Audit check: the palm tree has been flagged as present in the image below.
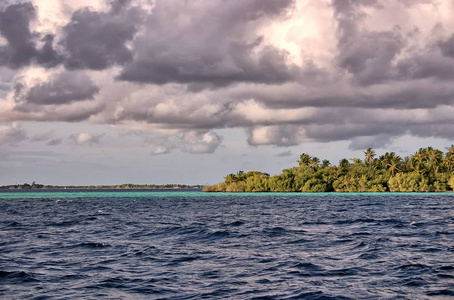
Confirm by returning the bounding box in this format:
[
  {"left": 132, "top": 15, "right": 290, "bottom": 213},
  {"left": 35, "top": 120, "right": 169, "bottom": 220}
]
[
  {"left": 339, "top": 158, "right": 350, "bottom": 170},
  {"left": 388, "top": 157, "right": 401, "bottom": 176},
  {"left": 427, "top": 148, "right": 443, "bottom": 173},
  {"left": 310, "top": 157, "right": 320, "bottom": 170},
  {"left": 380, "top": 152, "right": 402, "bottom": 175},
  {"left": 321, "top": 159, "right": 331, "bottom": 168},
  {"left": 403, "top": 156, "right": 413, "bottom": 172},
  {"left": 443, "top": 145, "right": 454, "bottom": 171},
  {"left": 224, "top": 173, "right": 237, "bottom": 184},
  {"left": 298, "top": 153, "right": 311, "bottom": 166},
  {"left": 410, "top": 148, "right": 427, "bottom": 174},
  {"left": 236, "top": 171, "right": 245, "bottom": 181},
  {"left": 364, "top": 148, "right": 376, "bottom": 165}
]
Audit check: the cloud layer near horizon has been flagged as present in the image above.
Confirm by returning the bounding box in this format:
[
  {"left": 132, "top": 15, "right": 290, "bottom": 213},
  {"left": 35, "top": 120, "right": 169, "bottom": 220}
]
[{"left": 1, "top": 0, "right": 454, "bottom": 153}]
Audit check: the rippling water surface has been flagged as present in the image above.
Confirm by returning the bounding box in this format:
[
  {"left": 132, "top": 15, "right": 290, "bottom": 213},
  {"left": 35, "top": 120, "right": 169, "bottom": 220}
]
[{"left": 0, "top": 190, "right": 453, "bottom": 299}]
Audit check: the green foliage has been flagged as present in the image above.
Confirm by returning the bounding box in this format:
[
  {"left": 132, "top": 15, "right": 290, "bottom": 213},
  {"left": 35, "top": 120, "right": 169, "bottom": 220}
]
[
  {"left": 206, "top": 145, "right": 454, "bottom": 193},
  {"left": 448, "top": 175, "right": 454, "bottom": 190}
]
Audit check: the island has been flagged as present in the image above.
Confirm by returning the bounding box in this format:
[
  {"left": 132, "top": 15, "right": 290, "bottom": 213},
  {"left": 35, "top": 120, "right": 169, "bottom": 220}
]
[
  {"left": 1, "top": 183, "right": 203, "bottom": 190},
  {"left": 203, "top": 146, "right": 454, "bottom": 192}
]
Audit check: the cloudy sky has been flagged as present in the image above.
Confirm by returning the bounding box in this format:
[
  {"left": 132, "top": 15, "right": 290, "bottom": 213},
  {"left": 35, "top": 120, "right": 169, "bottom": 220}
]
[{"left": 1, "top": 0, "right": 454, "bottom": 185}]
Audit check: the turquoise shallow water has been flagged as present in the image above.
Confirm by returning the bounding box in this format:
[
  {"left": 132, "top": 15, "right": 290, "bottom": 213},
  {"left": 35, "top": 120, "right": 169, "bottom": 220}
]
[
  {"left": 1, "top": 189, "right": 453, "bottom": 199},
  {"left": 1, "top": 190, "right": 453, "bottom": 299}
]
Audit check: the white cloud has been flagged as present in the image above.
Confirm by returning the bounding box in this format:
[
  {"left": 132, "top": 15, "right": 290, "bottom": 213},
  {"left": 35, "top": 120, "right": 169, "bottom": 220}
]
[
  {"left": 182, "top": 131, "right": 223, "bottom": 154},
  {"left": 70, "top": 132, "right": 104, "bottom": 145}
]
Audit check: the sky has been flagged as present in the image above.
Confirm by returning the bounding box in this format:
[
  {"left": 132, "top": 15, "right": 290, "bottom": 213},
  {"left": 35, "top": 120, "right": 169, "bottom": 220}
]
[{"left": 1, "top": 0, "right": 454, "bottom": 186}]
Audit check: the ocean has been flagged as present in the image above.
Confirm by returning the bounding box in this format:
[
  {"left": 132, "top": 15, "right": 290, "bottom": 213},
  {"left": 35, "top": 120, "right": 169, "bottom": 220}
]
[{"left": 0, "top": 190, "right": 453, "bottom": 299}]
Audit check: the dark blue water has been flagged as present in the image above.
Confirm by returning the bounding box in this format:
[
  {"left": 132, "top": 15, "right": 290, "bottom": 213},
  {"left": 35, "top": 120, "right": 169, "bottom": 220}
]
[{"left": 1, "top": 191, "right": 453, "bottom": 299}]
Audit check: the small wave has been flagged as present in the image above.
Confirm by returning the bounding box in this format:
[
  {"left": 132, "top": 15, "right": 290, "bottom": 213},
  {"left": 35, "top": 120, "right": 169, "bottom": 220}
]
[
  {"left": 131, "top": 246, "right": 158, "bottom": 257},
  {"left": 422, "top": 247, "right": 442, "bottom": 253},
  {"left": 285, "top": 290, "right": 353, "bottom": 300},
  {"left": 285, "top": 238, "right": 310, "bottom": 244},
  {"left": 426, "top": 289, "right": 454, "bottom": 296},
  {"left": 62, "top": 274, "right": 87, "bottom": 280},
  {"left": 97, "top": 277, "right": 143, "bottom": 289},
  {"left": 325, "top": 267, "right": 365, "bottom": 277},
  {"left": 257, "top": 257, "right": 277, "bottom": 264},
  {"left": 90, "top": 210, "right": 110, "bottom": 216},
  {"left": 49, "top": 220, "right": 81, "bottom": 227},
  {"left": 162, "top": 225, "right": 205, "bottom": 236},
  {"left": 201, "top": 270, "right": 220, "bottom": 279},
  {"left": 437, "top": 273, "right": 454, "bottom": 279},
  {"left": 397, "top": 263, "right": 429, "bottom": 270},
  {"left": 333, "top": 238, "right": 355, "bottom": 245},
  {"left": 1, "top": 221, "right": 22, "bottom": 229},
  {"left": 402, "top": 277, "right": 426, "bottom": 287},
  {"left": 0, "top": 270, "right": 39, "bottom": 283},
  {"left": 291, "top": 262, "right": 324, "bottom": 272},
  {"left": 168, "top": 256, "right": 200, "bottom": 265},
  {"left": 69, "top": 242, "right": 111, "bottom": 249},
  {"left": 435, "top": 231, "right": 451, "bottom": 236},
  {"left": 435, "top": 265, "right": 454, "bottom": 279},
  {"left": 335, "top": 218, "right": 375, "bottom": 225},
  {"left": 351, "top": 241, "right": 367, "bottom": 249},
  {"left": 228, "top": 220, "right": 245, "bottom": 227},
  {"left": 209, "top": 230, "right": 230, "bottom": 239},
  {"left": 255, "top": 278, "right": 272, "bottom": 284},
  {"left": 358, "top": 252, "right": 380, "bottom": 260},
  {"left": 7, "top": 221, "right": 20, "bottom": 227},
  {"left": 349, "top": 232, "right": 371, "bottom": 237},
  {"left": 263, "top": 227, "right": 288, "bottom": 237}
]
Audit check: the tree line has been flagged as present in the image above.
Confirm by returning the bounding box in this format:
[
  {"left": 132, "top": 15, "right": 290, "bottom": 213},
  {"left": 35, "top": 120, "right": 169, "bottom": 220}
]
[{"left": 203, "top": 146, "right": 454, "bottom": 192}]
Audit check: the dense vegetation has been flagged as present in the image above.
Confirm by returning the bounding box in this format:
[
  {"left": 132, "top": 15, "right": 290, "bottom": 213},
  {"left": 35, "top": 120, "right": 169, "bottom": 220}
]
[{"left": 203, "top": 146, "right": 454, "bottom": 192}]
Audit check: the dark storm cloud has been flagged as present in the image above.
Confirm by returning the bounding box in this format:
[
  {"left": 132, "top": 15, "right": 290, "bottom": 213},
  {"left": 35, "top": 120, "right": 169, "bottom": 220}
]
[
  {"left": 331, "top": 0, "right": 454, "bottom": 89},
  {"left": 332, "top": 0, "right": 409, "bottom": 87},
  {"left": 231, "top": 76, "right": 454, "bottom": 111},
  {"left": 409, "top": 123, "right": 454, "bottom": 140},
  {"left": 118, "top": 0, "right": 298, "bottom": 87},
  {"left": 338, "top": 30, "right": 404, "bottom": 86},
  {"left": 439, "top": 34, "right": 454, "bottom": 58},
  {"left": 0, "top": 2, "right": 62, "bottom": 69},
  {"left": 25, "top": 71, "right": 99, "bottom": 105},
  {"left": 62, "top": 3, "right": 142, "bottom": 70},
  {"left": 2, "top": 0, "right": 454, "bottom": 153},
  {"left": 396, "top": 54, "right": 454, "bottom": 81},
  {"left": 0, "top": 2, "right": 37, "bottom": 68},
  {"left": 13, "top": 73, "right": 105, "bottom": 121},
  {"left": 331, "top": 0, "right": 380, "bottom": 39},
  {"left": 303, "top": 123, "right": 405, "bottom": 144},
  {"left": 0, "top": 1, "right": 138, "bottom": 70},
  {"left": 36, "top": 35, "right": 63, "bottom": 68},
  {"left": 244, "top": 121, "right": 403, "bottom": 150}
]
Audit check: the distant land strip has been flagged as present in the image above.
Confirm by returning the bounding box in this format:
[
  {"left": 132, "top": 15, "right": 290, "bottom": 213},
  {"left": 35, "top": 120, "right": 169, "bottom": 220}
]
[{"left": 1, "top": 183, "right": 203, "bottom": 190}]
